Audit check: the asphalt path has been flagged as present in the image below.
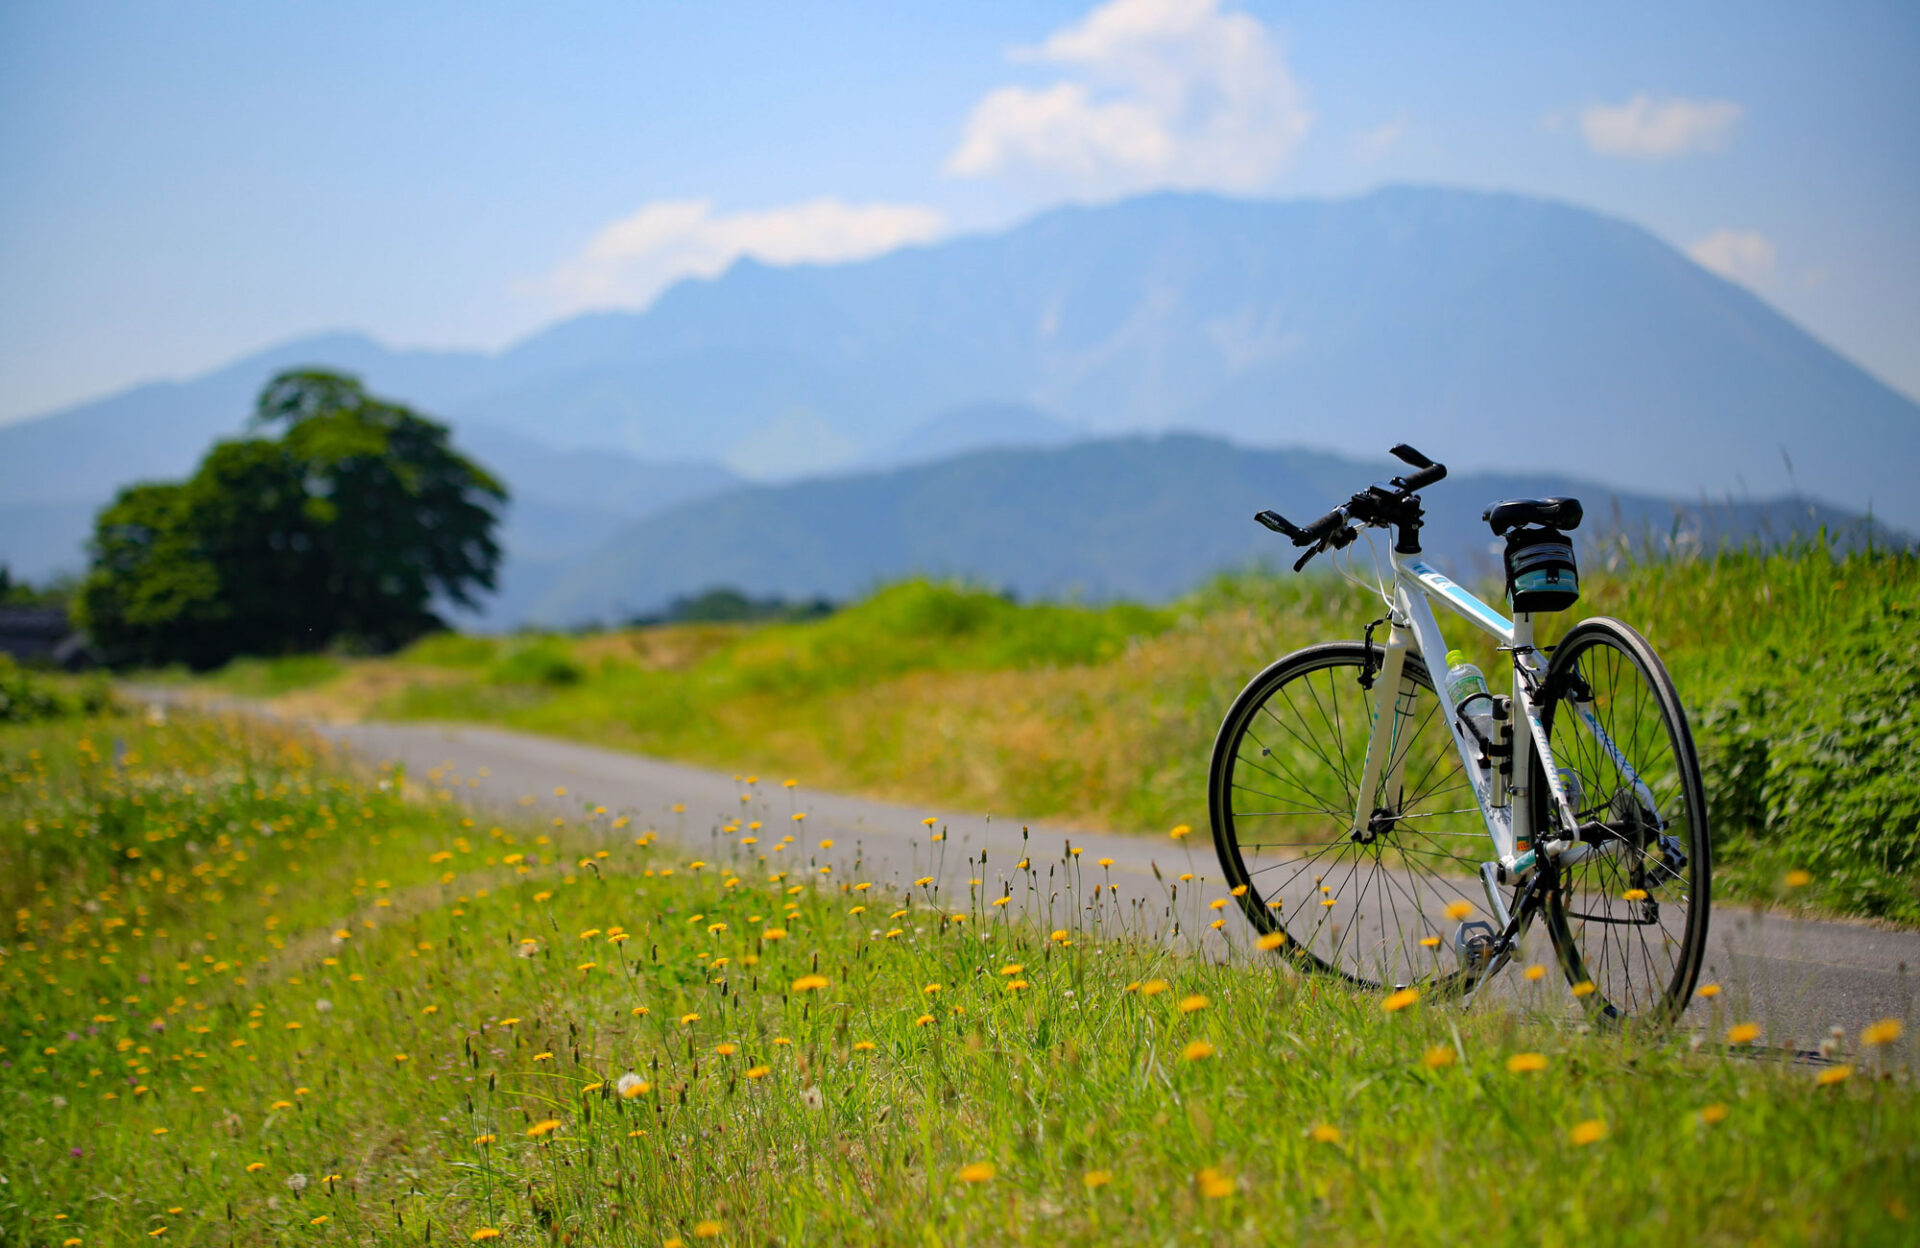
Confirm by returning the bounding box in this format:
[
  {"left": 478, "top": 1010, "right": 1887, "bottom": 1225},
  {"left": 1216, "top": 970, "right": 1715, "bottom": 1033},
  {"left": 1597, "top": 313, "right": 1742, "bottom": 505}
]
[{"left": 296, "top": 717, "right": 1919, "bottom": 1061}]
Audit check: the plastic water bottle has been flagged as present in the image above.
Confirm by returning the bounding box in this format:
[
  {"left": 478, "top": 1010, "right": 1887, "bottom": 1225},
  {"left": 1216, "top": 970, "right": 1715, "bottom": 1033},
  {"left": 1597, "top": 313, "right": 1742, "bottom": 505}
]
[{"left": 1444, "top": 649, "right": 1495, "bottom": 760}]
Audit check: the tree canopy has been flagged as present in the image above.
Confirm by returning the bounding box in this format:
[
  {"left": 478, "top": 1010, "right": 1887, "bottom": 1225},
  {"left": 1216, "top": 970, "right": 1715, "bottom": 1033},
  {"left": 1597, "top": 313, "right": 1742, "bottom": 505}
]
[{"left": 78, "top": 370, "right": 506, "bottom": 667}]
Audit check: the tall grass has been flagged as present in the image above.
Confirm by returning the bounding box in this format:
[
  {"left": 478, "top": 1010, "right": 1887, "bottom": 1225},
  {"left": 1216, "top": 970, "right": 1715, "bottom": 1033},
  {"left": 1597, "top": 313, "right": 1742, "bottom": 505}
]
[{"left": 3, "top": 707, "right": 1914, "bottom": 1245}]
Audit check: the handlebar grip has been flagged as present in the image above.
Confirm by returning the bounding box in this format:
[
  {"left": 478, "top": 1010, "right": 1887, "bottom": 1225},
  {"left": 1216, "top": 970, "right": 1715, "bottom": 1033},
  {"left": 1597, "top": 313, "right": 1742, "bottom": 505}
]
[
  {"left": 1299, "top": 506, "right": 1348, "bottom": 542},
  {"left": 1397, "top": 462, "right": 1447, "bottom": 491}
]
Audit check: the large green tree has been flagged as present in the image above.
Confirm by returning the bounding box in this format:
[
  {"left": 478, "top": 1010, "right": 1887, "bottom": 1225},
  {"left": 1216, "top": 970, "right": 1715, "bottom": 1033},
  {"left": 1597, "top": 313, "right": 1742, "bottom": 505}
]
[{"left": 78, "top": 370, "right": 506, "bottom": 667}]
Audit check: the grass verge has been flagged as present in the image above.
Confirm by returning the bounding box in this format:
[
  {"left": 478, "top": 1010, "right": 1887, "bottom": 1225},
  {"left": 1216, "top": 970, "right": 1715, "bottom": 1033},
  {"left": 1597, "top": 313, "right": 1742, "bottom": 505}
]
[
  {"left": 208, "top": 544, "right": 1920, "bottom": 925},
  {"left": 4, "top": 705, "right": 1916, "bottom": 1245}
]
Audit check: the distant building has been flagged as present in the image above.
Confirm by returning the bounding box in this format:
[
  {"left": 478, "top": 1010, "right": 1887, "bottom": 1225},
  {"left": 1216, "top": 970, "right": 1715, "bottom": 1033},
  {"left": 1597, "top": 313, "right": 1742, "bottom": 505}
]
[{"left": 0, "top": 607, "right": 95, "bottom": 670}]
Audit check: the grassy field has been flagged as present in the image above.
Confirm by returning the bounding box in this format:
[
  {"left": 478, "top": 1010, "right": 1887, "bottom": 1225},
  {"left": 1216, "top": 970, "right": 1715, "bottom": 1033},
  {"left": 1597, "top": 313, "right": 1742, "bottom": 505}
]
[
  {"left": 4, "top": 694, "right": 1917, "bottom": 1247},
  {"left": 211, "top": 543, "right": 1920, "bottom": 925}
]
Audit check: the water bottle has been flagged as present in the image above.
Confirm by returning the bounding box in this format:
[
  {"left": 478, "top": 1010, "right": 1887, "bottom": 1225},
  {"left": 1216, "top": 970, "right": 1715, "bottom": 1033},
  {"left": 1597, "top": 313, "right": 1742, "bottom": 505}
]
[{"left": 1444, "top": 649, "right": 1495, "bottom": 762}]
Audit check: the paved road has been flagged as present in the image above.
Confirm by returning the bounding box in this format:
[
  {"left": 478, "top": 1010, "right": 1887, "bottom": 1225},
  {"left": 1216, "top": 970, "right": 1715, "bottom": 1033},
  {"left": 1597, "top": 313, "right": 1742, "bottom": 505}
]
[{"left": 312, "top": 718, "right": 1916, "bottom": 1057}]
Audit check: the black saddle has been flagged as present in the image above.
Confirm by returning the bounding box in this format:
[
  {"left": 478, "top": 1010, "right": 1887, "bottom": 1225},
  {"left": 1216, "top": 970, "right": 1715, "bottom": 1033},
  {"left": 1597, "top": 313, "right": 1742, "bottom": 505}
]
[{"left": 1483, "top": 497, "right": 1583, "bottom": 536}]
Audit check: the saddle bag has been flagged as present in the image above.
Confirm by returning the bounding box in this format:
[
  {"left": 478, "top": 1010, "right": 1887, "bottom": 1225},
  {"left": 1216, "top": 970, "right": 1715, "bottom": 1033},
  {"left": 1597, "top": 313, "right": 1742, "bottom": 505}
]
[{"left": 1503, "top": 526, "right": 1579, "bottom": 613}]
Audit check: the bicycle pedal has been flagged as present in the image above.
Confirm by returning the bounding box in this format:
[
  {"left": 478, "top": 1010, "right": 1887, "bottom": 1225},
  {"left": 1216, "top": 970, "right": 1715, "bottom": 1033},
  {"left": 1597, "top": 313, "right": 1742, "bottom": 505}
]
[{"left": 1454, "top": 920, "right": 1499, "bottom": 972}]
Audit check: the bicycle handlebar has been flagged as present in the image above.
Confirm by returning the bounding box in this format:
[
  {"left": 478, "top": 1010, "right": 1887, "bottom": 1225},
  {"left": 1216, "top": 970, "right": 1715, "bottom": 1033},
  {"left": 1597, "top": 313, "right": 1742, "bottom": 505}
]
[{"left": 1253, "top": 442, "right": 1446, "bottom": 569}]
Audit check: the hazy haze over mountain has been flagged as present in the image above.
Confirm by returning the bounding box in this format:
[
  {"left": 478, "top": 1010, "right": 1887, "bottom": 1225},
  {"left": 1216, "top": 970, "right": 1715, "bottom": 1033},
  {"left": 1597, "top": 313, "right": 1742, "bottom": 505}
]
[{"left": 1, "top": 186, "right": 1914, "bottom": 602}]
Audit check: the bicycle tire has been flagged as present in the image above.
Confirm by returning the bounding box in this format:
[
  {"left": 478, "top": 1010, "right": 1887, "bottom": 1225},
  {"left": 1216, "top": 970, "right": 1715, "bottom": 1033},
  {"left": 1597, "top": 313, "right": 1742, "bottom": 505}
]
[
  {"left": 1536, "top": 617, "right": 1711, "bottom": 1024},
  {"left": 1208, "top": 641, "right": 1507, "bottom": 993}
]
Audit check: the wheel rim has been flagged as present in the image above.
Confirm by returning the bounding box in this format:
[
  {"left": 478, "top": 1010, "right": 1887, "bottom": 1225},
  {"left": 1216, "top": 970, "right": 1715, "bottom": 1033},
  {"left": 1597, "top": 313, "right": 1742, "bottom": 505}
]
[
  {"left": 1540, "top": 629, "right": 1706, "bottom": 1020},
  {"left": 1211, "top": 646, "right": 1492, "bottom": 991}
]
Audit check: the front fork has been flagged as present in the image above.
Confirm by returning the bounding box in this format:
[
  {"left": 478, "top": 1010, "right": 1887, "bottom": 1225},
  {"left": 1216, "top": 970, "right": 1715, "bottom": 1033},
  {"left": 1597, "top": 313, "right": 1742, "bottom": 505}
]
[{"left": 1348, "top": 621, "right": 1418, "bottom": 844}]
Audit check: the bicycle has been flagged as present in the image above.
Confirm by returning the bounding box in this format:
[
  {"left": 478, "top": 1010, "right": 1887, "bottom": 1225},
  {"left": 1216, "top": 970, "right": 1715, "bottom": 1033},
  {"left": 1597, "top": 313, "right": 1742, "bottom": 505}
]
[{"left": 1207, "top": 444, "right": 1709, "bottom": 1023}]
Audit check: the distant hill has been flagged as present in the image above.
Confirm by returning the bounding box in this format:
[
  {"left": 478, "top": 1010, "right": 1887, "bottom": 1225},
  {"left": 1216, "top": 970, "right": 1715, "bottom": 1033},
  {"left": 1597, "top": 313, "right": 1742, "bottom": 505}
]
[
  {"left": 523, "top": 435, "right": 1896, "bottom": 627},
  {"left": 4, "top": 183, "right": 1917, "bottom": 593}
]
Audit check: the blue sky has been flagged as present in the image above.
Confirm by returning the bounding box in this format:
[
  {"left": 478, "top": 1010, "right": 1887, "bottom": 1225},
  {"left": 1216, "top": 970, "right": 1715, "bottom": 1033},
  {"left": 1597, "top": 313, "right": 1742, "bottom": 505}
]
[{"left": 2, "top": 0, "right": 1915, "bottom": 423}]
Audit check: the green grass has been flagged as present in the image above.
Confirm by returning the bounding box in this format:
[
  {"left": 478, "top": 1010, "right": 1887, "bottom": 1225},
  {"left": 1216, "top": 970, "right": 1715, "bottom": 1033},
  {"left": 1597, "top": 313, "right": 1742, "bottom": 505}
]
[
  {"left": 221, "top": 546, "right": 1920, "bottom": 925},
  {"left": 3, "top": 707, "right": 1916, "bottom": 1246}
]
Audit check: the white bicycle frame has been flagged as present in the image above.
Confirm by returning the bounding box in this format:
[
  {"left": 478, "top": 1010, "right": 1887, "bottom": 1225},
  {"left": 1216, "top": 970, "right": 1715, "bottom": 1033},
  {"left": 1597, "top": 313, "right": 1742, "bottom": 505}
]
[{"left": 1347, "top": 548, "right": 1655, "bottom": 933}]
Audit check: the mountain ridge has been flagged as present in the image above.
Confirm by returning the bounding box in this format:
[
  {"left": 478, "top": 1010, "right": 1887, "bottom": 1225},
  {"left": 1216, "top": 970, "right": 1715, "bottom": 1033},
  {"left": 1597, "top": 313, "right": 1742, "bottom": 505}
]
[
  {"left": 3, "top": 183, "right": 1916, "bottom": 594},
  {"left": 521, "top": 433, "right": 1897, "bottom": 628}
]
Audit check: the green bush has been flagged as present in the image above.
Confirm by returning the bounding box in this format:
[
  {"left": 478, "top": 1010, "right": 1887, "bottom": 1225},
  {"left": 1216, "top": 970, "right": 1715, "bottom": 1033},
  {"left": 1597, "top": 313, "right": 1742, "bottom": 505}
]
[
  {"left": 0, "top": 655, "right": 108, "bottom": 722},
  {"left": 490, "top": 640, "right": 584, "bottom": 687}
]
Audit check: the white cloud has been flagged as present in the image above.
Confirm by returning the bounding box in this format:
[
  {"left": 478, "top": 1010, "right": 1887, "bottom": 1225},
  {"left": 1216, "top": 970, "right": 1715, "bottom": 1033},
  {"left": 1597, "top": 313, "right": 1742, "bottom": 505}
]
[
  {"left": 945, "top": 0, "right": 1311, "bottom": 196},
  {"left": 1579, "top": 93, "right": 1742, "bottom": 158},
  {"left": 539, "top": 198, "right": 947, "bottom": 312},
  {"left": 1688, "top": 228, "right": 1777, "bottom": 286}
]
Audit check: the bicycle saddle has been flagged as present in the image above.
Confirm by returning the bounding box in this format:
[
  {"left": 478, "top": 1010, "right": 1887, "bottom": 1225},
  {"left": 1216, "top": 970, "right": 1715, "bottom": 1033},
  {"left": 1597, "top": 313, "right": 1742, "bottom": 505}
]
[{"left": 1482, "top": 497, "right": 1583, "bottom": 536}]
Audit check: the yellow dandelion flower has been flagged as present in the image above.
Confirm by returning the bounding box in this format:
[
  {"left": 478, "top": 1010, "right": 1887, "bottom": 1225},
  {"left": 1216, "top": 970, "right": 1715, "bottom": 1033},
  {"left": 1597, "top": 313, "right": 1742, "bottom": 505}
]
[
  {"left": 1622, "top": 888, "right": 1648, "bottom": 901},
  {"left": 762, "top": 928, "right": 788, "bottom": 941},
  {"left": 1320, "top": 897, "right": 1338, "bottom": 908},
  {"left": 992, "top": 896, "right": 1011, "bottom": 907},
  {"left": 310, "top": 1217, "right": 329, "bottom": 1226},
  {"left": 526, "top": 1119, "right": 561, "bottom": 1137},
  {"left": 533, "top": 1052, "right": 554, "bottom": 1062},
  {"left": 1726, "top": 1022, "right": 1760, "bottom": 1045},
  {"left": 745, "top": 1065, "right": 771, "bottom": 1079},
  {"left": 1524, "top": 964, "right": 1546, "bottom": 981},
  {"left": 1097, "top": 856, "right": 1114, "bottom": 867},
  {"left": 246, "top": 1161, "right": 267, "bottom": 1172},
  {"left": 149, "top": 1230, "right": 167, "bottom": 1238},
  {"left": 791, "top": 974, "right": 829, "bottom": 993},
  {"left": 270, "top": 1100, "right": 293, "bottom": 1110},
  {"left": 1571, "top": 981, "right": 1596, "bottom": 998},
  {"left": 1569, "top": 1119, "right": 1608, "bottom": 1146},
  {"left": 714, "top": 1043, "right": 737, "bottom": 1057},
  {"left": 1308, "top": 1123, "right": 1342, "bottom": 1144},
  {"left": 791, "top": 812, "right": 807, "bottom": 822},
  {"left": 915, "top": 876, "right": 934, "bottom": 887},
  {"left": 1422, "top": 1045, "right": 1455, "bottom": 1069},
  {"left": 1007, "top": 979, "right": 1029, "bottom": 992},
  {"left": 884, "top": 928, "right": 904, "bottom": 939},
  {"left": 393, "top": 1053, "right": 409, "bottom": 1063},
  {"left": 1382, "top": 987, "right": 1420, "bottom": 1013},
  {"left": 923, "top": 983, "right": 942, "bottom": 995},
  {"left": 922, "top": 816, "right": 939, "bottom": 827},
  {"left": 151, "top": 1127, "right": 168, "bottom": 1136},
  {"left": 694, "top": 1220, "right": 724, "bottom": 1240},
  {"left": 1140, "top": 979, "right": 1170, "bottom": 997},
  {"left": 1696, "top": 983, "right": 1720, "bottom": 998},
  {"left": 1050, "top": 929, "right": 1071, "bottom": 944},
  {"left": 1700, "top": 1103, "right": 1729, "bottom": 1125},
  {"left": 915, "top": 1013, "right": 935, "bottom": 1027},
  {"left": 679, "top": 1012, "right": 701, "bottom": 1026},
  {"left": 1178, "top": 994, "right": 1210, "bottom": 1014},
  {"left": 470, "top": 1230, "right": 502, "bottom": 1242},
  {"left": 957, "top": 1162, "right": 996, "bottom": 1183},
  {"left": 852, "top": 1041, "right": 876, "bottom": 1052},
  {"left": 1507, "top": 1053, "right": 1548, "bottom": 1073},
  {"left": 631, "top": 1006, "right": 650, "bottom": 1016},
  {"left": 1182, "top": 1039, "right": 1216, "bottom": 1061},
  {"left": 1816, "top": 1065, "right": 1853, "bottom": 1086},
  {"left": 1196, "top": 1167, "right": 1234, "bottom": 1198},
  {"left": 1444, "top": 900, "right": 1474, "bottom": 921},
  {"left": 1862, "top": 1019, "right": 1903, "bottom": 1047},
  {"left": 1784, "top": 869, "right": 1813, "bottom": 888},
  {"left": 474, "top": 1134, "right": 497, "bottom": 1144},
  {"left": 1209, "top": 898, "right": 1229, "bottom": 911},
  {"left": 1169, "top": 825, "right": 1192, "bottom": 839},
  {"left": 1256, "top": 932, "right": 1286, "bottom": 950},
  {"left": 1083, "top": 1169, "right": 1113, "bottom": 1190}
]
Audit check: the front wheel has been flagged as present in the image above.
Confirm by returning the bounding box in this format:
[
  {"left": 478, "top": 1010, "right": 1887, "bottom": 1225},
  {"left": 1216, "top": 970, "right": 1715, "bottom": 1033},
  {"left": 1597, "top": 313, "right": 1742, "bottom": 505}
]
[
  {"left": 1208, "top": 642, "right": 1502, "bottom": 994},
  {"left": 1537, "top": 617, "right": 1711, "bottom": 1024}
]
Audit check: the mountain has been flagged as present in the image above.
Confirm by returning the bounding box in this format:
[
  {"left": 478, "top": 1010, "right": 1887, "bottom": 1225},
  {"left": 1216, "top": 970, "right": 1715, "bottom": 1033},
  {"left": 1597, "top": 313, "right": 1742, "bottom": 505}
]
[
  {"left": 4, "top": 183, "right": 1917, "bottom": 593},
  {"left": 522, "top": 435, "right": 1896, "bottom": 627}
]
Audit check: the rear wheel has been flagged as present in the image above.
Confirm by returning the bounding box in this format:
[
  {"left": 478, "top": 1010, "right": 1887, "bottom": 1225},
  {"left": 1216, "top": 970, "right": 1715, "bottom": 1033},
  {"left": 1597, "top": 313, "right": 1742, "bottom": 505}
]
[
  {"left": 1208, "top": 642, "right": 1503, "bottom": 993},
  {"left": 1537, "top": 618, "right": 1711, "bottom": 1023}
]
